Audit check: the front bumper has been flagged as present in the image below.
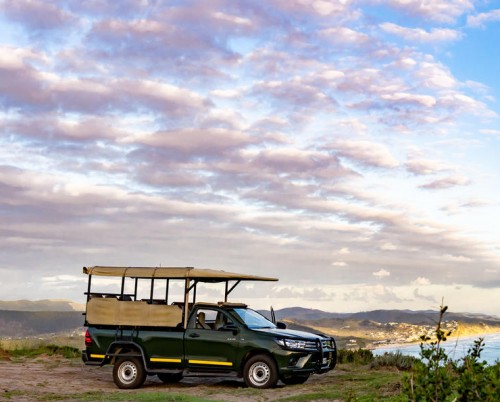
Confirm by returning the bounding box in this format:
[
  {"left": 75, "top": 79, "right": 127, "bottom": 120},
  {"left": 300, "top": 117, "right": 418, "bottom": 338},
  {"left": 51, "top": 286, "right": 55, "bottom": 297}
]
[{"left": 274, "top": 338, "right": 337, "bottom": 376}]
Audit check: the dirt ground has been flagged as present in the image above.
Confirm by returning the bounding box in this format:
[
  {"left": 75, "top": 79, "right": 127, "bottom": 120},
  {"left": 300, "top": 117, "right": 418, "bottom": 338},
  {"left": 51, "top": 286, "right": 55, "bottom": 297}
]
[{"left": 0, "top": 355, "right": 343, "bottom": 401}]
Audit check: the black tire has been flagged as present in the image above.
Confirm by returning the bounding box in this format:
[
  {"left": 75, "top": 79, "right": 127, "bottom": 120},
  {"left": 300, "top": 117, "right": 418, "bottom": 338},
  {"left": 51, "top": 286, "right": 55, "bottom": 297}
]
[
  {"left": 157, "top": 372, "right": 183, "bottom": 383},
  {"left": 113, "top": 357, "right": 146, "bottom": 389},
  {"left": 243, "top": 354, "right": 278, "bottom": 389},
  {"left": 280, "top": 374, "right": 310, "bottom": 385}
]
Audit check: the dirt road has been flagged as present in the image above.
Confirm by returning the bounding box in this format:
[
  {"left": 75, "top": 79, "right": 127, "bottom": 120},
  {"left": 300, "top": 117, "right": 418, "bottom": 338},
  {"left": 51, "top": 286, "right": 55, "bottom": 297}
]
[{"left": 0, "top": 355, "right": 342, "bottom": 401}]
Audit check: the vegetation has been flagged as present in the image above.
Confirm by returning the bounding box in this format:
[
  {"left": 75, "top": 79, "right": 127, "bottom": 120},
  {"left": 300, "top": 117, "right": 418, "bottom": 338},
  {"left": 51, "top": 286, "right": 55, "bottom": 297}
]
[
  {"left": 0, "top": 343, "right": 80, "bottom": 359},
  {"left": 2, "top": 302, "right": 499, "bottom": 401},
  {"left": 0, "top": 334, "right": 83, "bottom": 350},
  {"left": 402, "top": 302, "right": 500, "bottom": 401}
]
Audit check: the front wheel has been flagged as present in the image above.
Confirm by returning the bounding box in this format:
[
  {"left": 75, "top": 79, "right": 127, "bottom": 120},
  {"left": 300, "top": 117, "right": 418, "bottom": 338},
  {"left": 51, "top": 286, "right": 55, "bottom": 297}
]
[
  {"left": 243, "top": 354, "right": 278, "bottom": 389},
  {"left": 113, "top": 357, "right": 146, "bottom": 389}
]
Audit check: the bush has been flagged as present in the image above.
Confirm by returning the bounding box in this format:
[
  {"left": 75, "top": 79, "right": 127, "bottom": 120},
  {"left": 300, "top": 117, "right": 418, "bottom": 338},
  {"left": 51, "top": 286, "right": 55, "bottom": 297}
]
[
  {"left": 370, "top": 350, "right": 417, "bottom": 370},
  {"left": 402, "top": 301, "right": 500, "bottom": 401},
  {"left": 337, "top": 348, "right": 374, "bottom": 365}
]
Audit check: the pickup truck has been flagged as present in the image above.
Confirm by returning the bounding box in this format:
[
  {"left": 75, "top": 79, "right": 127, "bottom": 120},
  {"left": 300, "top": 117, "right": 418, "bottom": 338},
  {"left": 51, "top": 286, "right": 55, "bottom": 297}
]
[{"left": 82, "top": 266, "right": 337, "bottom": 389}]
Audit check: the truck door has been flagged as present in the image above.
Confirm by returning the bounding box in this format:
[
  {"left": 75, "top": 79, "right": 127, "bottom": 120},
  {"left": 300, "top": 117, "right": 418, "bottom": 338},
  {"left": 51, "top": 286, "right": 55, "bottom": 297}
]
[{"left": 185, "top": 307, "right": 238, "bottom": 370}]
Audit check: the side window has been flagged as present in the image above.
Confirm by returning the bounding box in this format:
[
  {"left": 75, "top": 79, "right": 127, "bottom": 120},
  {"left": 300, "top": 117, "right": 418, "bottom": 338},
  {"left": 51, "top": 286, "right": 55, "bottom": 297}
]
[{"left": 193, "top": 308, "right": 233, "bottom": 330}]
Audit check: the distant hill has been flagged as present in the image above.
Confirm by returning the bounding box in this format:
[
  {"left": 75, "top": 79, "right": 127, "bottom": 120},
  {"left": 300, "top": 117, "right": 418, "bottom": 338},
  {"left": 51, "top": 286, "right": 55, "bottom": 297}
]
[
  {"left": 273, "top": 307, "right": 500, "bottom": 325},
  {"left": 0, "top": 311, "right": 84, "bottom": 337},
  {"left": 273, "top": 307, "right": 349, "bottom": 321},
  {"left": 0, "top": 299, "right": 85, "bottom": 312},
  {"left": 1, "top": 301, "right": 499, "bottom": 341}
]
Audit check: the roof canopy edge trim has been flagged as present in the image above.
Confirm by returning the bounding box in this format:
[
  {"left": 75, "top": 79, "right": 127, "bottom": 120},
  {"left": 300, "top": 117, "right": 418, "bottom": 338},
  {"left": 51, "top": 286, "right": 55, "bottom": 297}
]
[{"left": 82, "top": 266, "right": 278, "bottom": 282}]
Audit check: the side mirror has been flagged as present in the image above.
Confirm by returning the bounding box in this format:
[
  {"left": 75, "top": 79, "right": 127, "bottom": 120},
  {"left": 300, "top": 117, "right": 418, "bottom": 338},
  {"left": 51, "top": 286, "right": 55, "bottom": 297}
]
[{"left": 276, "top": 321, "right": 287, "bottom": 329}]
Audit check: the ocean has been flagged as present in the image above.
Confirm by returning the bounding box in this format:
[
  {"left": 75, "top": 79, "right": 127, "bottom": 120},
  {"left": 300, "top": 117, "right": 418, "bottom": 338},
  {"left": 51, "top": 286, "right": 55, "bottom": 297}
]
[{"left": 373, "top": 332, "right": 500, "bottom": 365}]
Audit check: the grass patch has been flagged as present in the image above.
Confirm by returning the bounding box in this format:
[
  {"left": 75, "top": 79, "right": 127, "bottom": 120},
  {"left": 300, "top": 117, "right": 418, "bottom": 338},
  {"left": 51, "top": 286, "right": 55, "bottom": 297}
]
[
  {"left": 276, "top": 365, "right": 404, "bottom": 401},
  {"left": 0, "top": 334, "right": 84, "bottom": 350},
  {"left": 5, "top": 344, "right": 80, "bottom": 359},
  {"left": 69, "top": 392, "right": 217, "bottom": 401},
  {"left": 1, "top": 391, "right": 218, "bottom": 401}
]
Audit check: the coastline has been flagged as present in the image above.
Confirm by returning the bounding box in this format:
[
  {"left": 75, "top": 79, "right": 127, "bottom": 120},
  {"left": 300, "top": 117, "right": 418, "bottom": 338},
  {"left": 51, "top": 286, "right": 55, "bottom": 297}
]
[{"left": 371, "top": 329, "right": 500, "bottom": 351}]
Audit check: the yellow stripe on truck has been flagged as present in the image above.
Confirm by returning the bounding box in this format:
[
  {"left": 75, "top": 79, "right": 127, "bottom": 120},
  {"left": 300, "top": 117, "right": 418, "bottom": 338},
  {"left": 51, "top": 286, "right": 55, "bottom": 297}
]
[
  {"left": 150, "top": 357, "right": 182, "bottom": 363},
  {"left": 90, "top": 354, "right": 106, "bottom": 359},
  {"left": 188, "top": 359, "right": 233, "bottom": 366}
]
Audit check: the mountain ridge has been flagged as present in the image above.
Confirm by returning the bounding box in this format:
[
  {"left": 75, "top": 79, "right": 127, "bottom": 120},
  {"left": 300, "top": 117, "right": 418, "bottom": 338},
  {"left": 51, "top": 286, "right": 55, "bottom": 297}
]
[
  {"left": 0, "top": 299, "right": 85, "bottom": 312},
  {"left": 1, "top": 301, "right": 499, "bottom": 341}
]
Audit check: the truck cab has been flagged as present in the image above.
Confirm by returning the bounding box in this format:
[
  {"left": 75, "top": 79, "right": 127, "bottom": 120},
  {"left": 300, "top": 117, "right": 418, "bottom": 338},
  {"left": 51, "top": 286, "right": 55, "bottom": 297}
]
[{"left": 82, "top": 266, "right": 336, "bottom": 389}]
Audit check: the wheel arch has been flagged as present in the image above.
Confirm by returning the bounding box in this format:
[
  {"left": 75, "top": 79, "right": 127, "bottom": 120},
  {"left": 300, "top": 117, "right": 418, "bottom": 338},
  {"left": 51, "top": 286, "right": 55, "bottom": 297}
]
[
  {"left": 239, "top": 348, "right": 278, "bottom": 376},
  {"left": 106, "top": 341, "right": 148, "bottom": 369}
]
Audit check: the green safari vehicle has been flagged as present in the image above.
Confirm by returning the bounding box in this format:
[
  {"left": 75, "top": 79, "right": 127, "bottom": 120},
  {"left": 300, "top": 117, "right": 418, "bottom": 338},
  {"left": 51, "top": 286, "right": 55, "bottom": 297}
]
[{"left": 82, "top": 266, "right": 337, "bottom": 389}]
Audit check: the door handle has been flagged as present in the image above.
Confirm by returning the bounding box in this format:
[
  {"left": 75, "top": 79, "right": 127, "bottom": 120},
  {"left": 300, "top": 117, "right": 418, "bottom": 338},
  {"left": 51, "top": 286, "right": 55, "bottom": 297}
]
[{"left": 189, "top": 333, "right": 200, "bottom": 338}]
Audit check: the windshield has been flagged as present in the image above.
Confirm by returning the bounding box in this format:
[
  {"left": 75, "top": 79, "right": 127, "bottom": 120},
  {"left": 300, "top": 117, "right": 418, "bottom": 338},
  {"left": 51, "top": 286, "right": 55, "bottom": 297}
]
[{"left": 233, "top": 308, "right": 276, "bottom": 329}]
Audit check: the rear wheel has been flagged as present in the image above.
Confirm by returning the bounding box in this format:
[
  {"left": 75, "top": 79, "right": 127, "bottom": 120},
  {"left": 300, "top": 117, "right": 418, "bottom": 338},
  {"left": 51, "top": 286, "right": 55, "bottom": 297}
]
[
  {"left": 243, "top": 354, "right": 278, "bottom": 389},
  {"left": 280, "top": 373, "right": 310, "bottom": 385},
  {"left": 113, "top": 357, "right": 146, "bottom": 389},
  {"left": 157, "top": 372, "right": 183, "bottom": 383}
]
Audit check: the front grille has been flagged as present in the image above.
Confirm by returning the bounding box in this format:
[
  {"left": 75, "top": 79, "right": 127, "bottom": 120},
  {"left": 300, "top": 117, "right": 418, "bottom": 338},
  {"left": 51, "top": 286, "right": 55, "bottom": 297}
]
[{"left": 301, "top": 339, "right": 334, "bottom": 351}]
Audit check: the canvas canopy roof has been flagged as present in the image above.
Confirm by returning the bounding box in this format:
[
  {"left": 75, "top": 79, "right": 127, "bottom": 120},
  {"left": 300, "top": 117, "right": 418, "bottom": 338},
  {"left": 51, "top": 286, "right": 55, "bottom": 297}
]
[{"left": 83, "top": 266, "right": 278, "bottom": 283}]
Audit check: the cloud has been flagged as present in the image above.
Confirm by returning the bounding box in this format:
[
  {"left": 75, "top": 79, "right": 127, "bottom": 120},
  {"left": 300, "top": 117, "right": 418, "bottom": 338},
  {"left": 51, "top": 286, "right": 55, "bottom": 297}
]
[
  {"left": 132, "top": 128, "right": 256, "bottom": 158},
  {"left": 380, "top": 23, "right": 462, "bottom": 42},
  {"left": 375, "top": 0, "right": 474, "bottom": 24},
  {"left": 373, "top": 269, "right": 391, "bottom": 278},
  {"left": 327, "top": 140, "right": 399, "bottom": 169},
  {"left": 271, "top": 286, "right": 334, "bottom": 301},
  {"left": 319, "top": 27, "right": 370, "bottom": 46},
  {"left": 420, "top": 175, "right": 471, "bottom": 190},
  {"left": 413, "top": 288, "right": 436, "bottom": 302},
  {"left": 0, "top": 0, "right": 76, "bottom": 32},
  {"left": 467, "top": 9, "right": 500, "bottom": 28},
  {"left": 405, "top": 158, "right": 453, "bottom": 175},
  {"left": 412, "top": 277, "right": 431, "bottom": 286},
  {"left": 380, "top": 242, "right": 397, "bottom": 251},
  {"left": 343, "top": 285, "right": 406, "bottom": 304},
  {"left": 0, "top": 0, "right": 499, "bottom": 314}
]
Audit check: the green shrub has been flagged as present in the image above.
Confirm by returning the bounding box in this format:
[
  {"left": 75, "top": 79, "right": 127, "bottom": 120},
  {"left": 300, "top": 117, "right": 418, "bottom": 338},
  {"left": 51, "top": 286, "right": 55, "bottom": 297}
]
[
  {"left": 402, "top": 301, "right": 500, "bottom": 401},
  {"left": 370, "top": 350, "right": 417, "bottom": 370},
  {"left": 337, "top": 348, "right": 374, "bottom": 365}
]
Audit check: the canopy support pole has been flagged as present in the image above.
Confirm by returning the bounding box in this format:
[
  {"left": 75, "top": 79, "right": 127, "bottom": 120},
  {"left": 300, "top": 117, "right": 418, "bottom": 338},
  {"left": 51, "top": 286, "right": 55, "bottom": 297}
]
[
  {"left": 183, "top": 279, "right": 190, "bottom": 329},
  {"left": 225, "top": 280, "right": 241, "bottom": 301}
]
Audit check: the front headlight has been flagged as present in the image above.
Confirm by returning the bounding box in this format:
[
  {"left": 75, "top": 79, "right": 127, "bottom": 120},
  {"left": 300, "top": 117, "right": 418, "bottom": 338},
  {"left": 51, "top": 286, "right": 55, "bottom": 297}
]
[{"left": 275, "top": 338, "right": 308, "bottom": 350}]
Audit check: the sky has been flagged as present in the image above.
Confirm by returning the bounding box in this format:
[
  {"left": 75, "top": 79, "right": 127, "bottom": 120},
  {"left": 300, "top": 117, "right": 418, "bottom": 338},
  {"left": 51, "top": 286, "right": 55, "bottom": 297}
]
[{"left": 0, "top": 0, "right": 499, "bottom": 316}]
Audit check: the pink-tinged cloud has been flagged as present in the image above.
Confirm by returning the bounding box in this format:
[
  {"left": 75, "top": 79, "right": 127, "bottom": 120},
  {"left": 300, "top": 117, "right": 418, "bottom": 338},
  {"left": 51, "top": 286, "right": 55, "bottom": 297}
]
[
  {"left": 319, "top": 27, "right": 370, "bottom": 46},
  {"left": 414, "top": 62, "right": 456, "bottom": 89},
  {"left": 374, "top": 0, "right": 474, "bottom": 24},
  {"left": 133, "top": 128, "right": 257, "bottom": 157},
  {"left": 0, "top": 0, "right": 76, "bottom": 31},
  {"left": 0, "top": 115, "right": 126, "bottom": 142},
  {"left": 420, "top": 175, "right": 471, "bottom": 190},
  {"left": 249, "top": 148, "right": 347, "bottom": 178},
  {"left": 271, "top": 0, "right": 352, "bottom": 17},
  {"left": 405, "top": 158, "right": 452, "bottom": 175},
  {"left": 0, "top": 46, "right": 50, "bottom": 108},
  {"left": 327, "top": 140, "right": 399, "bottom": 169},
  {"left": 252, "top": 79, "right": 337, "bottom": 112},
  {"left": 380, "top": 23, "right": 462, "bottom": 42},
  {"left": 380, "top": 92, "right": 436, "bottom": 107}
]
